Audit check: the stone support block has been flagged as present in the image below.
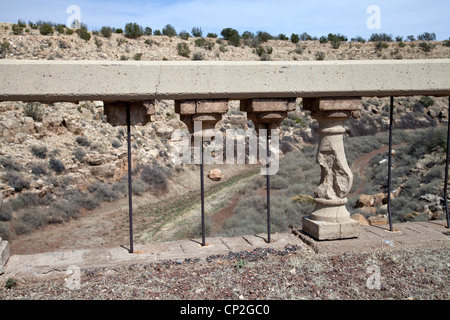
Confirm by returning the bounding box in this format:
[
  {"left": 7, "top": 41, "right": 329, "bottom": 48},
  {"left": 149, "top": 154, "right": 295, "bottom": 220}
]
[
  {"left": 176, "top": 100, "right": 229, "bottom": 134},
  {"left": 241, "top": 98, "right": 296, "bottom": 130},
  {"left": 241, "top": 98, "right": 297, "bottom": 112},
  {"left": 104, "top": 101, "right": 155, "bottom": 126}
]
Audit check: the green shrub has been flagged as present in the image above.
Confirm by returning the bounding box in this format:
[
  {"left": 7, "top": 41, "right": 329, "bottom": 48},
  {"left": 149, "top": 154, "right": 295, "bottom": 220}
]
[
  {"left": 12, "top": 24, "right": 23, "bottom": 35},
  {"left": 315, "top": 51, "right": 325, "bottom": 60},
  {"left": 100, "top": 26, "right": 112, "bottom": 38},
  {"left": 89, "top": 182, "right": 119, "bottom": 202},
  {"left": 270, "top": 176, "right": 290, "bottom": 189},
  {"left": 192, "top": 52, "right": 204, "bottom": 60},
  {"left": 256, "top": 31, "right": 272, "bottom": 43},
  {"left": 162, "top": 24, "right": 177, "bottom": 37},
  {"left": 17, "top": 19, "right": 26, "bottom": 28},
  {"left": 115, "top": 28, "right": 124, "bottom": 34},
  {"left": 55, "top": 24, "right": 65, "bottom": 34},
  {"left": 30, "top": 145, "right": 48, "bottom": 159},
  {"left": 177, "top": 42, "right": 190, "bottom": 57},
  {"left": 144, "top": 27, "right": 152, "bottom": 36},
  {"left": 0, "top": 40, "right": 10, "bottom": 54},
  {"left": 132, "top": 178, "right": 150, "bottom": 195},
  {"left": 65, "top": 28, "right": 74, "bottom": 35},
  {"left": 39, "top": 23, "right": 54, "bottom": 35},
  {"left": 221, "top": 28, "right": 240, "bottom": 47},
  {"left": 49, "top": 158, "right": 66, "bottom": 173},
  {"left": 0, "top": 222, "right": 10, "bottom": 240},
  {"left": 0, "top": 156, "right": 22, "bottom": 172},
  {"left": 290, "top": 33, "right": 300, "bottom": 43},
  {"left": 369, "top": 33, "right": 393, "bottom": 42},
  {"left": 140, "top": 165, "right": 168, "bottom": 192},
  {"left": 179, "top": 30, "right": 189, "bottom": 40},
  {"left": 125, "top": 22, "right": 143, "bottom": 39},
  {"left": 194, "top": 37, "right": 205, "bottom": 47},
  {"left": 420, "top": 96, "right": 435, "bottom": 107},
  {"left": 351, "top": 36, "right": 366, "bottom": 43},
  {"left": 73, "top": 147, "right": 86, "bottom": 162},
  {"left": 195, "top": 37, "right": 214, "bottom": 50},
  {"left": 31, "top": 163, "right": 48, "bottom": 176},
  {"left": 375, "top": 41, "right": 389, "bottom": 51},
  {"left": 330, "top": 37, "right": 341, "bottom": 49},
  {"left": 133, "top": 52, "right": 143, "bottom": 60},
  {"left": 2, "top": 171, "right": 29, "bottom": 191},
  {"left": 419, "top": 41, "right": 434, "bottom": 52},
  {"left": 191, "top": 27, "right": 203, "bottom": 37},
  {"left": 14, "top": 208, "right": 47, "bottom": 234},
  {"left": 76, "top": 25, "right": 91, "bottom": 41},
  {"left": 206, "top": 32, "right": 217, "bottom": 38},
  {"left": 75, "top": 135, "right": 90, "bottom": 147},
  {"left": 23, "top": 102, "right": 44, "bottom": 122},
  {"left": 417, "top": 32, "right": 436, "bottom": 41}
]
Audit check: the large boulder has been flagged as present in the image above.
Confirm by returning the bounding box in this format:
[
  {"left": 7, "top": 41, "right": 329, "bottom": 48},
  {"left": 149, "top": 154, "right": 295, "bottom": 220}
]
[{"left": 207, "top": 169, "right": 224, "bottom": 181}]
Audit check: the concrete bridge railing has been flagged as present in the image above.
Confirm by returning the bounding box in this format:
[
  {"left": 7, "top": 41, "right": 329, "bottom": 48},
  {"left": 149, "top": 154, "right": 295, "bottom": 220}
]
[{"left": 0, "top": 59, "right": 449, "bottom": 250}]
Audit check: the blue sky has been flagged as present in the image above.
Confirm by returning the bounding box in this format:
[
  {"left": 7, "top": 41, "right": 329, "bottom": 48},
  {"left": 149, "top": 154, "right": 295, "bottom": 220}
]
[{"left": 0, "top": 0, "right": 449, "bottom": 40}]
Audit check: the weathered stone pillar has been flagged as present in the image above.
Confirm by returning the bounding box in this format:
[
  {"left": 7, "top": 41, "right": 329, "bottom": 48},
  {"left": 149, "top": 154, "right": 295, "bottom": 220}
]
[
  {"left": 302, "top": 97, "right": 361, "bottom": 240},
  {"left": 0, "top": 228, "right": 9, "bottom": 273}
]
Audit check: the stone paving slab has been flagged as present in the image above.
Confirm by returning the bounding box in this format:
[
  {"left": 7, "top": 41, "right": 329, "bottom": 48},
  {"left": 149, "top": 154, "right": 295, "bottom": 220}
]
[
  {"left": 2, "top": 221, "right": 448, "bottom": 280},
  {"left": 295, "top": 220, "right": 450, "bottom": 255},
  {"left": 1, "top": 232, "right": 308, "bottom": 280}
]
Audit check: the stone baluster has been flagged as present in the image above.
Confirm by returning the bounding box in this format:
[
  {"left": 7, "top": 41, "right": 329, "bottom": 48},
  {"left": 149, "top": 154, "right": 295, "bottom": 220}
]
[{"left": 301, "top": 97, "right": 361, "bottom": 240}]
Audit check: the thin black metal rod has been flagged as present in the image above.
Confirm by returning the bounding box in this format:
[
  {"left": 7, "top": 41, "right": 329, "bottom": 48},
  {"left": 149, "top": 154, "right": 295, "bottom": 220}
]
[
  {"left": 200, "top": 139, "right": 206, "bottom": 246},
  {"left": 445, "top": 96, "right": 450, "bottom": 229},
  {"left": 126, "top": 102, "right": 134, "bottom": 253},
  {"left": 387, "top": 96, "right": 394, "bottom": 232},
  {"left": 266, "top": 124, "right": 271, "bottom": 243}
]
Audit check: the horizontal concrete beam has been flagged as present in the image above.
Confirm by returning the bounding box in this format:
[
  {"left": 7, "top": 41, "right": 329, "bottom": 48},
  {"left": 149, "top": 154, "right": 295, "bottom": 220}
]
[{"left": 0, "top": 59, "right": 449, "bottom": 102}]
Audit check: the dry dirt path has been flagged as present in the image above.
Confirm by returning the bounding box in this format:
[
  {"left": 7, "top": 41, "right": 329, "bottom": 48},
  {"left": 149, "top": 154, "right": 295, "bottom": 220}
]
[{"left": 349, "top": 143, "right": 406, "bottom": 197}]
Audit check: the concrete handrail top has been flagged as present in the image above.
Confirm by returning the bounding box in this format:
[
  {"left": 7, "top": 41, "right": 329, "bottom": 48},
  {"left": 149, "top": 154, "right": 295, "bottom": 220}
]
[
  {"left": 0, "top": 59, "right": 449, "bottom": 102},
  {"left": 1, "top": 58, "right": 449, "bottom": 65}
]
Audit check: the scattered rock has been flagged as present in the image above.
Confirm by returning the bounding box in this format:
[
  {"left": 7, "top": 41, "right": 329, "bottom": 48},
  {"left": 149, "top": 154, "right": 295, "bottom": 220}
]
[
  {"left": 355, "top": 194, "right": 374, "bottom": 208},
  {"left": 358, "top": 207, "right": 377, "bottom": 216},
  {"left": 367, "top": 214, "right": 388, "bottom": 226},
  {"left": 350, "top": 213, "right": 369, "bottom": 226},
  {"left": 207, "top": 169, "right": 223, "bottom": 181}
]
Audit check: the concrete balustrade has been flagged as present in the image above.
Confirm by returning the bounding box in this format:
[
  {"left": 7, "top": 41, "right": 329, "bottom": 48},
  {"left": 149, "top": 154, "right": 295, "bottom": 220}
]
[{"left": 0, "top": 59, "right": 449, "bottom": 246}]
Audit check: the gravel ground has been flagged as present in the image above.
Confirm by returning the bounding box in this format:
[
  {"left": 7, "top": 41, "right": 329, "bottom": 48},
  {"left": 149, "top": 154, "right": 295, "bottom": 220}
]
[{"left": 1, "top": 245, "right": 448, "bottom": 302}]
